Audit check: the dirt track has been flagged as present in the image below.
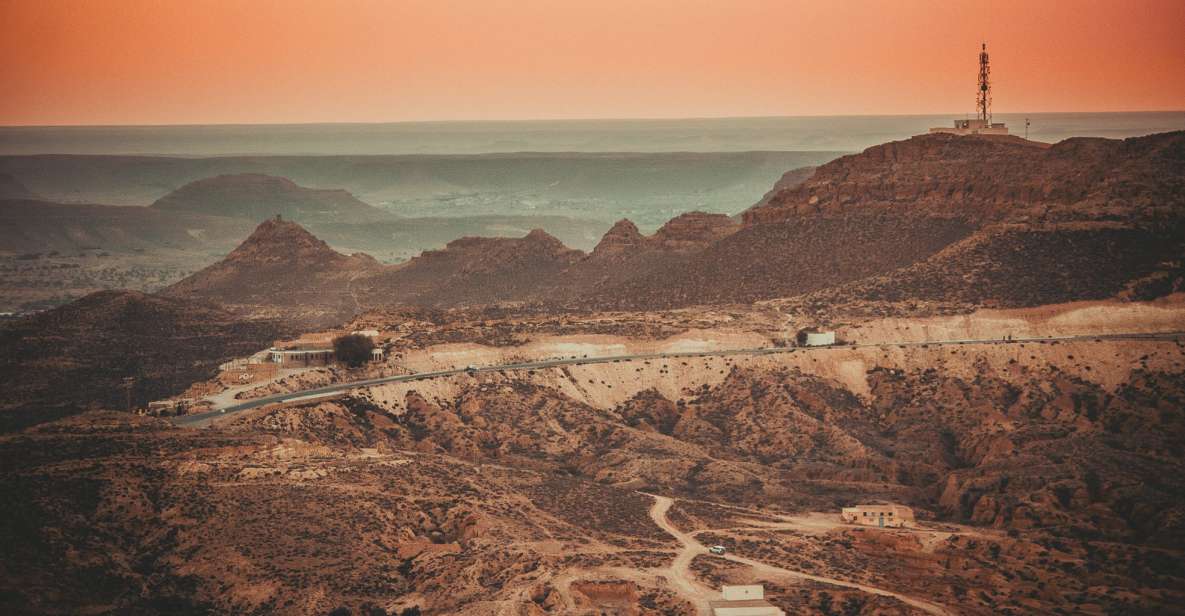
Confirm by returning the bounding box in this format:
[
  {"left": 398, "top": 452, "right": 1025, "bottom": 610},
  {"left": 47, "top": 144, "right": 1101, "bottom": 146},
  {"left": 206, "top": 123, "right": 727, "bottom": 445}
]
[{"left": 645, "top": 493, "right": 955, "bottom": 616}]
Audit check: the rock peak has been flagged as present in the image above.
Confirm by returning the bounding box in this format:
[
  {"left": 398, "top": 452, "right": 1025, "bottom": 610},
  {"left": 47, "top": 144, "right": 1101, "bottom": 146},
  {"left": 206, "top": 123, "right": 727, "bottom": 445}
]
[
  {"left": 222, "top": 217, "right": 348, "bottom": 267},
  {"left": 591, "top": 219, "right": 645, "bottom": 258}
]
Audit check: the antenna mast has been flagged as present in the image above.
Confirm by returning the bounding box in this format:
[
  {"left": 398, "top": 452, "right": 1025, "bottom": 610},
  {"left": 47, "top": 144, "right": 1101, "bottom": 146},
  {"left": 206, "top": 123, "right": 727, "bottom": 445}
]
[{"left": 977, "top": 42, "right": 992, "bottom": 124}]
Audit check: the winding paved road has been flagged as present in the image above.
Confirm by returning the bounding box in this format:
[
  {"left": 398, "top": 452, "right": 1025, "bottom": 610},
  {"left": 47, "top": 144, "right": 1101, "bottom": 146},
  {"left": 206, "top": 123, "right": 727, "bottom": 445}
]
[{"left": 171, "top": 330, "right": 1183, "bottom": 428}]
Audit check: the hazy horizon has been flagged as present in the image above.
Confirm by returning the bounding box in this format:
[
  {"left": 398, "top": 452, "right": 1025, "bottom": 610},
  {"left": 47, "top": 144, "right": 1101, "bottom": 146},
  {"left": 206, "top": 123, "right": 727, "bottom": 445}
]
[{"left": 2, "top": 111, "right": 1181, "bottom": 157}]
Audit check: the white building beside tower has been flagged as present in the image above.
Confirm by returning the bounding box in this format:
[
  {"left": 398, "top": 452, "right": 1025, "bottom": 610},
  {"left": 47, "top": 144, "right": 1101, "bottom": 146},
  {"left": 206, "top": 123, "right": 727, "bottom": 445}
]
[{"left": 930, "top": 42, "right": 1009, "bottom": 136}]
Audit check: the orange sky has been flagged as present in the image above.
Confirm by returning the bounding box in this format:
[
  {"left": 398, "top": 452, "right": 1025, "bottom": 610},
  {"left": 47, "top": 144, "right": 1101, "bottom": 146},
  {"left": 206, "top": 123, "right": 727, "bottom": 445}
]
[{"left": 2, "top": 0, "right": 1183, "bottom": 125}]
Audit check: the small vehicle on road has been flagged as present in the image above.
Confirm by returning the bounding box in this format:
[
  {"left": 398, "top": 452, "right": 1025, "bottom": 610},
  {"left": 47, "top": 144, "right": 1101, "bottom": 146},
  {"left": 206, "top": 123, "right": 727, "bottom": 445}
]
[
  {"left": 708, "top": 545, "right": 727, "bottom": 555},
  {"left": 464, "top": 365, "right": 478, "bottom": 373}
]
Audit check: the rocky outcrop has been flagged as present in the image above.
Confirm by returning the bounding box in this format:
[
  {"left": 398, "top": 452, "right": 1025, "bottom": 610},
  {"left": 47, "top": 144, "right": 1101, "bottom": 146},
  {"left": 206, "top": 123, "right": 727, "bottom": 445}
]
[
  {"left": 162, "top": 218, "right": 380, "bottom": 326},
  {"left": 355, "top": 228, "right": 584, "bottom": 307},
  {"left": 589, "top": 212, "right": 739, "bottom": 261},
  {"left": 746, "top": 165, "right": 816, "bottom": 211},
  {"left": 649, "top": 211, "right": 740, "bottom": 252},
  {"left": 590, "top": 219, "right": 647, "bottom": 259}
]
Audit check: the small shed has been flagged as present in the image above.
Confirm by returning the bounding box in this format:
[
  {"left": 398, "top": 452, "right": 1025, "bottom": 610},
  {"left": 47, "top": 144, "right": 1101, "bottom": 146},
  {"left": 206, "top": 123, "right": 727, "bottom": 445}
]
[
  {"left": 710, "top": 584, "right": 785, "bottom": 616},
  {"left": 796, "top": 327, "right": 836, "bottom": 347}
]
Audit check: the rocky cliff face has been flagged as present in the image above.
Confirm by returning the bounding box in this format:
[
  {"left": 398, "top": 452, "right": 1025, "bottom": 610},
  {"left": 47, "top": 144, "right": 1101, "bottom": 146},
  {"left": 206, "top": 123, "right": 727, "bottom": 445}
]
[
  {"left": 748, "top": 165, "right": 816, "bottom": 210},
  {"left": 151, "top": 173, "right": 390, "bottom": 223}
]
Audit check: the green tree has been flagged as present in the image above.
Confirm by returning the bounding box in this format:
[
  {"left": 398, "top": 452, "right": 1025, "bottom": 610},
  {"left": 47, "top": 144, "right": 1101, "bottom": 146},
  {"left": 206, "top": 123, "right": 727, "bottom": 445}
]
[{"left": 333, "top": 334, "right": 375, "bottom": 368}]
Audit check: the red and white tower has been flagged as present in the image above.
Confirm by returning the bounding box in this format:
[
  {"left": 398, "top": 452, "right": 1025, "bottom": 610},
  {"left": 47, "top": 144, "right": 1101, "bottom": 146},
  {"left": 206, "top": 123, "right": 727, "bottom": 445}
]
[{"left": 977, "top": 42, "right": 992, "bottom": 125}]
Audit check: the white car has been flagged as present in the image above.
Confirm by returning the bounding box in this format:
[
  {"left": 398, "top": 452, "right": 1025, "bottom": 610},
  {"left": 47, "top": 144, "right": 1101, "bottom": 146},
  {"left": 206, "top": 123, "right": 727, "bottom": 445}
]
[{"left": 708, "top": 545, "right": 727, "bottom": 555}]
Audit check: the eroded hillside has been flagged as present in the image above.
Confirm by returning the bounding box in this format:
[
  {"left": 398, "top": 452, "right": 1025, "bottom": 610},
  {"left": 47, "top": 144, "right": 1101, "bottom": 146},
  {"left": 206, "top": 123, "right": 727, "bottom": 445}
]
[{"left": 6, "top": 320, "right": 1181, "bottom": 614}]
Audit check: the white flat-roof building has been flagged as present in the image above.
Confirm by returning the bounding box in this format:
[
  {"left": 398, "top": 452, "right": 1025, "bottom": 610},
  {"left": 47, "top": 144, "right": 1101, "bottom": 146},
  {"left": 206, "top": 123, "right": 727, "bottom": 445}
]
[
  {"left": 929, "top": 118, "right": 1008, "bottom": 136},
  {"left": 710, "top": 585, "right": 785, "bottom": 616},
  {"left": 841, "top": 504, "right": 915, "bottom": 528},
  {"left": 269, "top": 347, "right": 334, "bottom": 365},
  {"left": 796, "top": 328, "right": 836, "bottom": 347}
]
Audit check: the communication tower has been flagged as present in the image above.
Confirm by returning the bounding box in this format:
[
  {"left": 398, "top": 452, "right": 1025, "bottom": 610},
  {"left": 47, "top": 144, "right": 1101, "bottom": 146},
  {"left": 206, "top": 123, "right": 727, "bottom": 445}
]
[
  {"left": 928, "top": 43, "right": 1008, "bottom": 136},
  {"left": 977, "top": 43, "right": 992, "bottom": 125}
]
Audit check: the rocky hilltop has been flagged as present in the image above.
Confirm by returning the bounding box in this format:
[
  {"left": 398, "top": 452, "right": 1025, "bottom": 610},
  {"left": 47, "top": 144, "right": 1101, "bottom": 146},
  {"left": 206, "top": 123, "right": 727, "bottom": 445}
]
[
  {"left": 590, "top": 212, "right": 739, "bottom": 260},
  {"left": 597, "top": 131, "right": 1185, "bottom": 311},
  {"left": 162, "top": 218, "right": 380, "bottom": 326},
  {"left": 358, "top": 228, "right": 583, "bottom": 307},
  {"left": 745, "top": 131, "right": 1185, "bottom": 225},
  {"left": 152, "top": 173, "right": 391, "bottom": 223}
]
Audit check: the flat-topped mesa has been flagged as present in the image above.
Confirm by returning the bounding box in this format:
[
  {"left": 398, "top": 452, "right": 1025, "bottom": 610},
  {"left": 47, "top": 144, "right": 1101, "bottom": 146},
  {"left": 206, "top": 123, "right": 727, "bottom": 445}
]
[
  {"left": 151, "top": 173, "right": 389, "bottom": 223},
  {"left": 435, "top": 228, "right": 581, "bottom": 264},
  {"left": 743, "top": 130, "right": 1185, "bottom": 226}
]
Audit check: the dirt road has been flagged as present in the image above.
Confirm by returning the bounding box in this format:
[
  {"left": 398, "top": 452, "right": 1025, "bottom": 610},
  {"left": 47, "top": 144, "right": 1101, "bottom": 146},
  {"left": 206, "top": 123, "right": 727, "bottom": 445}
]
[
  {"left": 645, "top": 493, "right": 955, "bottom": 616},
  {"left": 646, "top": 494, "right": 717, "bottom": 614}
]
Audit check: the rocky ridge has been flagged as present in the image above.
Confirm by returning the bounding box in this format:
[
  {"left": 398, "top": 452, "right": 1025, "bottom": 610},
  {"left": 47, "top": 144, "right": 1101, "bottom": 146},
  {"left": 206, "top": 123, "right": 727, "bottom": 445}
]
[{"left": 744, "top": 131, "right": 1185, "bottom": 225}]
